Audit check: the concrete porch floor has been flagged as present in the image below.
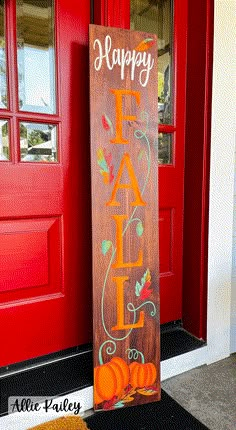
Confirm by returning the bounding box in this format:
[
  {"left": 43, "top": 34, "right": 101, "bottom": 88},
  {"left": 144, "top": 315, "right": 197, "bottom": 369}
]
[{"left": 161, "top": 354, "right": 236, "bottom": 430}]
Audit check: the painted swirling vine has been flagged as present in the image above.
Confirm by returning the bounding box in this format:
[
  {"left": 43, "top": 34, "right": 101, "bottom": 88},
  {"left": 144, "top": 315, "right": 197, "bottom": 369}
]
[{"left": 99, "top": 111, "right": 157, "bottom": 364}]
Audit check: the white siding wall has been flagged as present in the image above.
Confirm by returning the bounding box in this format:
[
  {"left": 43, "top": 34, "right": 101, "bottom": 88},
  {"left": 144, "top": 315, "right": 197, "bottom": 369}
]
[
  {"left": 231, "top": 154, "right": 236, "bottom": 352},
  {"left": 230, "top": 0, "right": 236, "bottom": 354},
  {"left": 207, "top": 0, "right": 236, "bottom": 360}
]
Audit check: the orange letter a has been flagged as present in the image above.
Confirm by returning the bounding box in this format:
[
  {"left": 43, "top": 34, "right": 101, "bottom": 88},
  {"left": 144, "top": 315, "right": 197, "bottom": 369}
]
[{"left": 106, "top": 153, "right": 146, "bottom": 207}]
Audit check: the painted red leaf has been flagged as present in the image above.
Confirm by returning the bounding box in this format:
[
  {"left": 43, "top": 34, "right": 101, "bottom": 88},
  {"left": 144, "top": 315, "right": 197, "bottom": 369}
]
[
  {"left": 102, "top": 114, "right": 113, "bottom": 131},
  {"left": 109, "top": 166, "right": 114, "bottom": 184},
  {"left": 103, "top": 396, "right": 117, "bottom": 410},
  {"left": 125, "top": 384, "right": 132, "bottom": 394},
  {"left": 145, "top": 385, "right": 159, "bottom": 392},
  {"left": 104, "top": 151, "right": 112, "bottom": 165},
  {"left": 104, "top": 149, "right": 114, "bottom": 183},
  {"left": 140, "top": 280, "right": 153, "bottom": 300}
]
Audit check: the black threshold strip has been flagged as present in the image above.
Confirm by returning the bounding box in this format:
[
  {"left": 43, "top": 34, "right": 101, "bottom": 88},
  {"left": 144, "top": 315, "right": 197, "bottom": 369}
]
[
  {"left": 161, "top": 321, "right": 205, "bottom": 361},
  {"left": 0, "top": 323, "right": 205, "bottom": 416}
]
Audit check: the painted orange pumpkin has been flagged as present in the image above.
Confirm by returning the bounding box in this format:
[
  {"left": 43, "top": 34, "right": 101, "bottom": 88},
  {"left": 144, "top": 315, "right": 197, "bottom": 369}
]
[
  {"left": 94, "top": 357, "right": 130, "bottom": 404},
  {"left": 129, "top": 361, "right": 157, "bottom": 388}
]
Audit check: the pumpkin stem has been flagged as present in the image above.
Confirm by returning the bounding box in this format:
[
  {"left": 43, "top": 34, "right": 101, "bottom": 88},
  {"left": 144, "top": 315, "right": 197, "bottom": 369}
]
[
  {"left": 126, "top": 348, "right": 145, "bottom": 363},
  {"left": 140, "top": 352, "right": 145, "bottom": 364}
]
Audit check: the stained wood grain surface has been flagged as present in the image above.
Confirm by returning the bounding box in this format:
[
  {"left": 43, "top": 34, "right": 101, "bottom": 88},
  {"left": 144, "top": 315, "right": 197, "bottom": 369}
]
[{"left": 89, "top": 24, "right": 160, "bottom": 411}]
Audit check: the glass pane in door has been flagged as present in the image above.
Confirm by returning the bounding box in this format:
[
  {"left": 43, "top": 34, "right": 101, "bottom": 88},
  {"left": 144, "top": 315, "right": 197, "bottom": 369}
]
[
  {"left": 158, "top": 132, "right": 172, "bottom": 164},
  {"left": 130, "top": 0, "right": 173, "bottom": 125},
  {"left": 0, "top": 0, "right": 7, "bottom": 108},
  {"left": 16, "top": 0, "right": 56, "bottom": 114},
  {"left": 20, "top": 122, "right": 57, "bottom": 162},
  {"left": 0, "top": 119, "right": 9, "bottom": 160}
]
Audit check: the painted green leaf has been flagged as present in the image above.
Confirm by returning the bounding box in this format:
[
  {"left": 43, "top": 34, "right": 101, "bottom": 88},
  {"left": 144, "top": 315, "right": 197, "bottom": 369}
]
[
  {"left": 141, "top": 268, "right": 151, "bottom": 286},
  {"left": 136, "top": 221, "right": 144, "bottom": 236},
  {"left": 138, "top": 149, "right": 144, "bottom": 161},
  {"left": 135, "top": 269, "right": 152, "bottom": 299},
  {"left": 114, "top": 401, "right": 125, "bottom": 408},
  {"left": 135, "top": 281, "right": 142, "bottom": 297},
  {"left": 101, "top": 240, "right": 112, "bottom": 255}
]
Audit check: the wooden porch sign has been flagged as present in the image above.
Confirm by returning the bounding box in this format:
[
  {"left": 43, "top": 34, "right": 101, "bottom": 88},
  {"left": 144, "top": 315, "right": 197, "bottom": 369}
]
[{"left": 89, "top": 24, "right": 160, "bottom": 411}]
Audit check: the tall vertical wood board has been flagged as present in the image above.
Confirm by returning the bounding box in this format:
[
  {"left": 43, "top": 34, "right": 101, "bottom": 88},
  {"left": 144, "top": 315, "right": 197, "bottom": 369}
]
[{"left": 89, "top": 24, "right": 160, "bottom": 411}]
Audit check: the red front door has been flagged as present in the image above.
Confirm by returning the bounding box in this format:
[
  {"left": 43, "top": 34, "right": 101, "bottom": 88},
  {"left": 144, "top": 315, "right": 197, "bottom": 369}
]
[
  {"left": 123, "top": 0, "right": 188, "bottom": 324},
  {"left": 0, "top": 0, "right": 92, "bottom": 366}
]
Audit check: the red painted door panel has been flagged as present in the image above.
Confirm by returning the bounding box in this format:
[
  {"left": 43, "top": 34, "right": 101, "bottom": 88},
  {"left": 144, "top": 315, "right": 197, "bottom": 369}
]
[{"left": 0, "top": 0, "right": 92, "bottom": 367}]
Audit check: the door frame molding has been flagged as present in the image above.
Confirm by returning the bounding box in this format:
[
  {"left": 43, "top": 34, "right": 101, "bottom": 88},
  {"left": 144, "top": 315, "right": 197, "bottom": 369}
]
[
  {"left": 182, "top": 0, "right": 214, "bottom": 339},
  {"left": 94, "top": 0, "right": 130, "bottom": 28}
]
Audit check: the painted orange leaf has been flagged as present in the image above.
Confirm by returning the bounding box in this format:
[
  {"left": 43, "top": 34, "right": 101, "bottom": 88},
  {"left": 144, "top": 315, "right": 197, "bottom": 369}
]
[
  {"left": 113, "top": 386, "right": 136, "bottom": 407},
  {"left": 137, "top": 387, "right": 159, "bottom": 396},
  {"left": 103, "top": 387, "right": 136, "bottom": 409},
  {"left": 121, "top": 387, "right": 136, "bottom": 403},
  {"left": 97, "top": 148, "right": 114, "bottom": 184},
  {"left": 135, "top": 38, "right": 155, "bottom": 51},
  {"left": 121, "top": 396, "right": 134, "bottom": 403}
]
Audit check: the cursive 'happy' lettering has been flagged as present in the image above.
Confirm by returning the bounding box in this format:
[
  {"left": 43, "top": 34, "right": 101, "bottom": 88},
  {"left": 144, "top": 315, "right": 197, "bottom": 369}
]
[{"left": 93, "top": 35, "right": 154, "bottom": 87}]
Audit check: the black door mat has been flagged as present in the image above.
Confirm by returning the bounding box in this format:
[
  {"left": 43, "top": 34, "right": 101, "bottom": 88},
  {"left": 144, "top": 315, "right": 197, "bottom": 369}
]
[{"left": 85, "top": 390, "right": 209, "bottom": 430}]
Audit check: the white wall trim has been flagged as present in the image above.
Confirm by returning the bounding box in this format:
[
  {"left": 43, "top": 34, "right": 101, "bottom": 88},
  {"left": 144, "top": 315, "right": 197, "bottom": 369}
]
[{"left": 207, "top": 0, "right": 236, "bottom": 360}]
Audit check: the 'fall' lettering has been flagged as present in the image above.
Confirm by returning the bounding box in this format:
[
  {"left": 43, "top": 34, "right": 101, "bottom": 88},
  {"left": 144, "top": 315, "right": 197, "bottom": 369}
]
[
  {"left": 112, "top": 214, "right": 143, "bottom": 269},
  {"left": 106, "top": 153, "right": 146, "bottom": 207},
  {"left": 111, "top": 276, "right": 145, "bottom": 331},
  {"left": 110, "top": 89, "right": 140, "bottom": 144}
]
